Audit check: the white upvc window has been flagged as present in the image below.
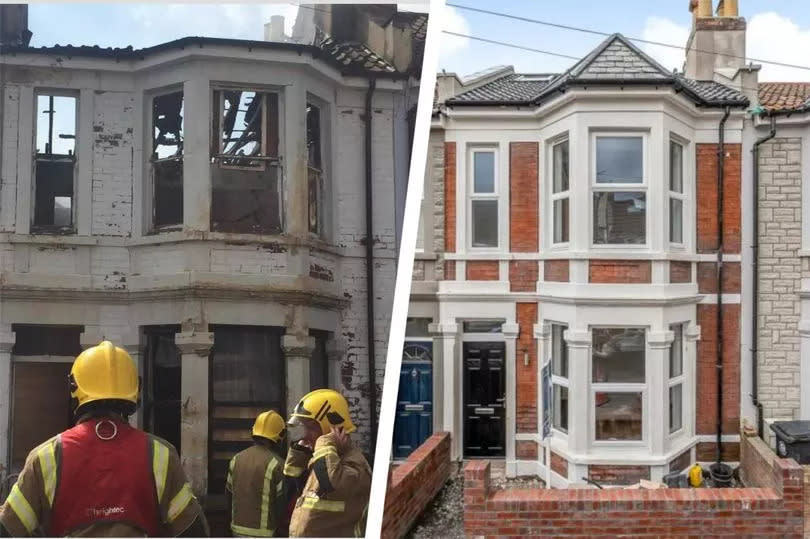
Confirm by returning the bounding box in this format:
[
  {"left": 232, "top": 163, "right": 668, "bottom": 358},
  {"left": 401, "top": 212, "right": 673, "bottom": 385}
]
[
  {"left": 551, "top": 139, "right": 570, "bottom": 244},
  {"left": 669, "top": 139, "right": 685, "bottom": 246},
  {"left": 591, "top": 134, "right": 647, "bottom": 246},
  {"left": 550, "top": 323, "right": 569, "bottom": 434},
  {"left": 468, "top": 147, "right": 499, "bottom": 249},
  {"left": 591, "top": 327, "right": 646, "bottom": 444},
  {"left": 668, "top": 323, "right": 685, "bottom": 434}
]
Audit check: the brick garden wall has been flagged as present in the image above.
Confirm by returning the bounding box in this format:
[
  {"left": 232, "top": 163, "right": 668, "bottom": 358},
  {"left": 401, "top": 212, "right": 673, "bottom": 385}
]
[
  {"left": 464, "top": 458, "right": 804, "bottom": 538},
  {"left": 382, "top": 432, "right": 451, "bottom": 539}
]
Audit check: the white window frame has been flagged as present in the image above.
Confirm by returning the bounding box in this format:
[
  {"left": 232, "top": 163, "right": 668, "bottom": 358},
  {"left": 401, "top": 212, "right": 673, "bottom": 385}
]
[
  {"left": 214, "top": 88, "right": 279, "bottom": 171},
  {"left": 668, "top": 323, "right": 686, "bottom": 436},
  {"left": 549, "top": 322, "right": 569, "bottom": 437},
  {"left": 467, "top": 146, "right": 500, "bottom": 251},
  {"left": 550, "top": 138, "right": 570, "bottom": 247},
  {"left": 590, "top": 132, "right": 648, "bottom": 248},
  {"left": 590, "top": 326, "right": 648, "bottom": 448},
  {"left": 148, "top": 86, "right": 184, "bottom": 232},
  {"left": 306, "top": 95, "right": 330, "bottom": 240},
  {"left": 668, "top": 138, "right": 686, "bottom": 248}
]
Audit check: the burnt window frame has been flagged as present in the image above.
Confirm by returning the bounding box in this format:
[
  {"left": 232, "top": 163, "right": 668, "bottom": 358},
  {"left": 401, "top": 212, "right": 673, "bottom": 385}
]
[
  {"left": 32, "top": 89, "right": 79, "bottom": 235},
  {"left": 148, "top": 87, "right": 185, "bottom": 232},
  {"left": 306, "top": 94, "right": 330, "bottom": 240},
  {"left": 210, "top": 85, "right": 285, "bottom": 235}
]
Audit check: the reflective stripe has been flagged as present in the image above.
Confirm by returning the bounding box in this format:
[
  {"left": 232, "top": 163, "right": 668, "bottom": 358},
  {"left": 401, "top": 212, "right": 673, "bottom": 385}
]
[
  {"left": 354, "top": 504, "right": 368, "bottom": 537},
  {"left": 152, "top": 441, "right": 169, "bottom": 504},
  {"left": 37, "top": 440, "right": 57, "bottom": 506},
  {"left": 167, "top": 483, "right": 194, "bottom": 523},
  {"left": 312, "top": 446, "right": 338, "bottom": 461},
  {"left": 226, "top": 456, "right": 236, "bottom": 492},
  {"left": 259, "top": 458, "right": 279, "bottom": 530},
  {"left": 231, "top": 523, "right": 275, "bottom": 537},
  {"left": 7, "top": 484, "right": 38, "bottom": 534},
  {"left": 301, "top": 494, "right": 345, "bottom": 513},
  {"left": 283, "top": 463, "right": 304, "bottom": 477}
]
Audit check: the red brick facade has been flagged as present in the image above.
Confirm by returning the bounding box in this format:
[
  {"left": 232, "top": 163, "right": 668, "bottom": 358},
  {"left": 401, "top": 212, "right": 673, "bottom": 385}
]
[
  {"left": 509, "top": 142, "right": 539, "bottom": 252},
  {"left": 515, "top": 440, "right": 538, "bottom": 459},
  {"left": 516, "top": 303, "right": 538, "bottom": 433},
  {"left": 669, "top": 261, "right": 692, "bottom": 283},
  {"left": 588, "top": 260, "right": 652, "bottom": 283},
  {"left": 466, "top": 261, "right": 499, "bottom": 280},
  {"left": 696, "top": 143, "right": 742, "bottom": 254},
  {"left": 697, "top": 261, "right": 741, "bottom": 293},
  {"left": 444, "top": 260, "right": 455, "bottom": 280},
  {"left": 444, "top": 142, "right": 456, "bottom": 253},
  {"left": 382, "top": 433, "right": 451, "bottom": 539},
  {"left": 509, "top": 260, "right": 538, "bottom": 291},
  {"left": 588, "top": 464, "right": 650, "bottom": 486},
  {"left": 550, "top": 451, "right": 568, "bottom": 478},
  {"left": 543, "top": 259, "right": 569, "bottom": 282},
  {"left": 696, "top": 303, "right": 741, "bottom": 435}
]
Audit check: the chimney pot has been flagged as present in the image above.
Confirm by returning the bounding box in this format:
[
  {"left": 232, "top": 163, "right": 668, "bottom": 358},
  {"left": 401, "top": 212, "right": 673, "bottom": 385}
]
[
  {"left": 697, "top": 0, "right": 713, "bottom": 18},
  {"left": 265, "top": 15, "right": 285, "bottom": 42}
]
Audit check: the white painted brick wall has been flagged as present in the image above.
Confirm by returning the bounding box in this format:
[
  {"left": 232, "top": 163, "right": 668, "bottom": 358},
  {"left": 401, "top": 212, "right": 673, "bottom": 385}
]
[
  {"left": 210, "top": 246, "right": 288, "bottom": 274},
  {"left": 131, "top": 246, "right": 185, "bottom": 275},
  {"left": 92, "top": 92, "right": 135, "bottom": 237},
  {"left": 758, "top": 138, "right": 802, "bottom": 420},
  {"left": 29, "top": 246, "right": 78, "bottom": 275},
  {"left": 1, "top": 85, "right": 20, "bottom": 232}
]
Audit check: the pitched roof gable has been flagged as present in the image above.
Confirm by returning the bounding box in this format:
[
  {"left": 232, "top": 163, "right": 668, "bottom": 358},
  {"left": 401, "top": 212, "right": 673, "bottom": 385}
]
[{"left": 570, "top": 33, "right": 671, "bottom": 81}]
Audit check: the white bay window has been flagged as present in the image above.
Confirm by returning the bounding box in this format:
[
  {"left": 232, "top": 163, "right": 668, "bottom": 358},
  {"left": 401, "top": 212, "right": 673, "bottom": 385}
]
[
  {"left": 592, "top": 135, "right": 646, "bottom": 246},
  {"left": 468, "top": 148, "right": 499, "bottom": 249},
  {"left": 669, "top": 140, "right": 685, "bottom": 245},
  {"left": 552, "top": 140, "right": 570, "bottom": 244}
]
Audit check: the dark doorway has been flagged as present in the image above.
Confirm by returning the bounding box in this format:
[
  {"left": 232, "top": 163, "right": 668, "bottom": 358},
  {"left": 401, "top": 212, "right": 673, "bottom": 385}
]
[
  {"left": 463, "top": 342, "right": 506, "bottom": 458},
  {"left": 143, "top": 326, "right": 182, "bottom": 453}
]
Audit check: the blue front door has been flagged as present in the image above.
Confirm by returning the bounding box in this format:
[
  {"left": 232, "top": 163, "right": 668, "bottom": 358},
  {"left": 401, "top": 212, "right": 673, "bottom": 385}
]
[{"left": 393, "top": 341, "right": 433, "bottom": 459}]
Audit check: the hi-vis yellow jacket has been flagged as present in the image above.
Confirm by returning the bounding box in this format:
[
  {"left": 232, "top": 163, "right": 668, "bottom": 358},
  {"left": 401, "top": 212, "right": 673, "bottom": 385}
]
[
  {"left": 226, "top": 444, "right": 286, "bottom": 537},
  {"left": 285, "top": 433, "right": 371, "bottom": 537}
]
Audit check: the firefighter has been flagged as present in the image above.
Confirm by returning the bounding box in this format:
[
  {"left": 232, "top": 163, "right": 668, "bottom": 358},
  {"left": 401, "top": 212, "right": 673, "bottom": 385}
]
[
  {"left": 226, "top": 410, "right": 288, "bottom": 537},
  {"left": 283, "top": 389, "right": 371, "bottom": 538},
  {"left": 0, "top": 341, "right": 209, "bottom": 537}
]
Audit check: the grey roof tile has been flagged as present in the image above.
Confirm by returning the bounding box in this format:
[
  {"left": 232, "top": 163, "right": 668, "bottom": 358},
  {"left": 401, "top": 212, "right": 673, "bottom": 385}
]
[{"left": 450, "top": 73, "right": 557, "bottom": 104}]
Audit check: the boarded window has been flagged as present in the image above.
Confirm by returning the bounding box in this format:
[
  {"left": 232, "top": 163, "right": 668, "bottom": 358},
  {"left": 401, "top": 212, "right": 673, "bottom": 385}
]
[
  {"left": 33, "top": 93, "right": 76, "bottom": 232},
  {"left": 208, "top": 325, "right": 285, "bottom": 495},
  {"left": 211, "top": 90, "right": 282, "bottom": 234},
  {"left": 151, "top": 91, "right": 184, "bottom": 228},
  {"left": 307, "top": 102, "right": 325, "bottom": 237}
]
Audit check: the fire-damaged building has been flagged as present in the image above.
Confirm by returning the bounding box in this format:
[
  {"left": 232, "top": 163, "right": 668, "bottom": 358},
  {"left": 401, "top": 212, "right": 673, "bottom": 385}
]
[
  {"left": 0, "top": 2, "right": 425, "bottom": 510},
  {"left": 399, "top": 0, "right": 794, "bottom": 487}
]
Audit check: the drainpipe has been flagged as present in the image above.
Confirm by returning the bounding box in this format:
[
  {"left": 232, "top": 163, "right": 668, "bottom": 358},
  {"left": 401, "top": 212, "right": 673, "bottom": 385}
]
[
  {"left": 712, "top": 107, "right": 732, "bottom": 483},
  {"left": 751, "top": 115, "right": 777, "bottom": 438},
  {"left": 364, "top": 77, "right": 377, "bottom": 453}
]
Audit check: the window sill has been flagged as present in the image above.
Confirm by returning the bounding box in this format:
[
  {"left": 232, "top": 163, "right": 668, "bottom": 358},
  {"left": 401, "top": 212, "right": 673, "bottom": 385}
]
[{"left": 29, "top": 226, "right": 76, "bottom": 236}]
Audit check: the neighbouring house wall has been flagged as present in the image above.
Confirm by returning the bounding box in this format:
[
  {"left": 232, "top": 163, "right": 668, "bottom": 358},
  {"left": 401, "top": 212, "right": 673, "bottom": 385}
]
[
  {"left": 381, "top": 432, "right": 451, "bottom": 539},
  {"left": 464, "top": 458, "right": 805, "bottom": 538},
  {"left": 757, "top": 137, "right": 802, "bottom": 421}
]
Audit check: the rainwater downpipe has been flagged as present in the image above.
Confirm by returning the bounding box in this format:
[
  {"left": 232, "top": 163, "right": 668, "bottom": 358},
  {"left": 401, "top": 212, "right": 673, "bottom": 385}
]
[
  {"left": 714, "top": 107, "right": 730, "bottom": 470},
  {"left": 751, "top": 115, "right": 777, "bottom": 438},
  {"left": 364, "top": 77, "right": 378, "bottom": 452}
]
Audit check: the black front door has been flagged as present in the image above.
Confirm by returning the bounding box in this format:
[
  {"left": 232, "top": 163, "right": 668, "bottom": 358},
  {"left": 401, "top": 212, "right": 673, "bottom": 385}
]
[{"left": 463, "top": 342, "right": 506, "bottom": 458}]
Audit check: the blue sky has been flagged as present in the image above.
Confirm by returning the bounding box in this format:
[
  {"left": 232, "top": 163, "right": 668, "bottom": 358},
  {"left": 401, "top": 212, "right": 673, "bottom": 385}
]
[{"left": 440, "top": 0, "right": 810, "bottom": 82}]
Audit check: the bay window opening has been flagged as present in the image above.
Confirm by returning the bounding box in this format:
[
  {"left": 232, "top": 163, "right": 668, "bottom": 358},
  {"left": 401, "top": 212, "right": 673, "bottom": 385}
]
[
  {"left": 469, "top": 148, "right": 498, "bottom": 248},
  {"left": 669, "top": 324, "right": 685, "bottom": 433},
  {"left": 151, "top": 91, "right": 184, "bottom": 229},
  {"left": 306, "top": 102, "right": 325, "bottom": 237},
  {"left": 552, "top": 140, "right": 569, "bottom": 244},
  {"left": 592, "top": 327, "right": 645, "bottom": 441},
  {"left": 211, "top": 89, "right": 282, "bottom": 234},
  {"left": 550, "top": 323, "right": 569, "bottom": 433},
  {"left": 669, "top": 140, "right": 685, "bottom": 244},
  {"left": 593, "top": 136, "right": 645, "bottom": 245},
  {"left": 34, "top": 93, "right": 76, "bottom": 232}
]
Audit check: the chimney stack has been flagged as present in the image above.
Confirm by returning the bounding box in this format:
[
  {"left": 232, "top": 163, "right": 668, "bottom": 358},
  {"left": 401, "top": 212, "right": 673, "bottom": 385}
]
[
  {"left": 264, "top": 15, "right": 285, "bottom": 42},
  {"left": 0, "top": 4, "right": 32, "bottom": 47},
  {"left": 684, "top": 0, "right": 746, "bottom": 81}
]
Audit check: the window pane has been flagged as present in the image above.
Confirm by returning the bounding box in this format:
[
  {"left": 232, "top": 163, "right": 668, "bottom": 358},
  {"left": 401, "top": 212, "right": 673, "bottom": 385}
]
[
  {"left": 670, "top": 324, "right": 683, "bottom": 378},
  {"left": 670, "top": 141, "right": 683, "bottom": 193},
  {"left": 553, "top": 384, "right": 568, "bottom": 433},
  {"left": 306, "top": 103, "right": 322, "bottom": 169},
  {"left": 669, "top": 384, "right": 682, "bottom": 433},
  {"left": 595, "top": 392, "right": 642, "bottom": 440},
  {"left": 222, "top": 91, "right": 262, "bottom": 157},
  {"left": 473, "top": 152, "right": 495, "bottom": 193},
  {"left": 153, "top": 91, "right": 184, "bottom": 159},
  {"left": 553, "top": 198, "right": 569, "bottom": 243},
  {"left": 593, "top": 191, "right": 646, "bottom": 244},
  {"left": 553, "top": 140, "right": 569, "bottom": 193},
  {"left": 462, "top": 320, "right": 502, "bottom": 333},
  {"left": 552, "top": 324, "right": 568, "bottom": 378},
  {"left": 596, "top": 137, "right": 643, "bottom": 184},
  {"left": 592, "top": 328, "right": 645, "bottom": 383},
  {"left": 471, "top": 199, "right": 498, "bottom": 247},
  {"left": 37, "top": 95, "right": 76, "bottom": 155},
  {"left": 670, "top": 198, "right": 683, "bottom": 244}
]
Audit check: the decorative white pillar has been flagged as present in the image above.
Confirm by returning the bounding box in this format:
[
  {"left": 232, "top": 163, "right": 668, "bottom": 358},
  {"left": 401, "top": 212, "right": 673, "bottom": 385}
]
[
  {"left": 434, "top": 323, "right": 459, "bottom": 458},
  {"left": 122, "top": 332, "right": 144, "bottom": 429},
  {"left": 282, "top": 334, "right": 315, "bottom": 416},
  {"left": 535, "top": 321, "right": 551, "bottom": 464},
  {"left": 175, "top": 329, "right": 214, "bottom": 497},
  {"left": 182, "top": 76, "right": 212, "bottom": 233},
  {"left": 648, "top": 330, "right": 674, "bottom": 459},
  {"left": 428, "top": 322, "right": 443, "bottom": 434},
  {"left": 800, "top": 318, "right": 810, "bottom": 419},
  {"left": 0, "top": 327, "right": 16, "bottom": 473},
  {"left": 502, "top": 321, "right": 519, "bottom": 478},
  {"left": 565, "top": 328, "right": 591, "bottom": 482},
  {"left": 686, "top": 323, "right": 701, "bottom": 439}
]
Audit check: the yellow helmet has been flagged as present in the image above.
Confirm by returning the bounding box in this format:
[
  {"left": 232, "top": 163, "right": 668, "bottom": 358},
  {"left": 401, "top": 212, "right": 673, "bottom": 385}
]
[
  {"left": 289, "top": 389, "right": 356, "bottom": 435},
  {"left": 252, "top": 410, "right": 286, "bottom": 443},
  {"left": 70, "top": 341, "right": 139, "bottom": 414}
]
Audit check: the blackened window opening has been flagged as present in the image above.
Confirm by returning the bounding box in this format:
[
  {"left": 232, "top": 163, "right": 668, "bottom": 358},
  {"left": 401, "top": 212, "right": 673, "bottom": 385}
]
[
  {"left": 307, "top": 102, "right": 324, "bottom": 236},
  {"left": 310, "top": 329, "right": 330, "bottom": 390},
  {"left": 211, "top": 90, "right": 282, "bottom": 234},
  {"left": 143, "top": 326, "right": 182, "bottom": 453},
  {"left": 151, "top": 91, "right": 184, "bottom": 228},
  {"left": 34, "top": 94, "right": 76, "bottom": 231}
]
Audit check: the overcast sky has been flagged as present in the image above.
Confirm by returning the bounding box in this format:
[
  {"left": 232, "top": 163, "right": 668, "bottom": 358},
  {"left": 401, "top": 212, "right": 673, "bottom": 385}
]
[{"left": 440, "top": 0, "right": 810, "bottom": 82}]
